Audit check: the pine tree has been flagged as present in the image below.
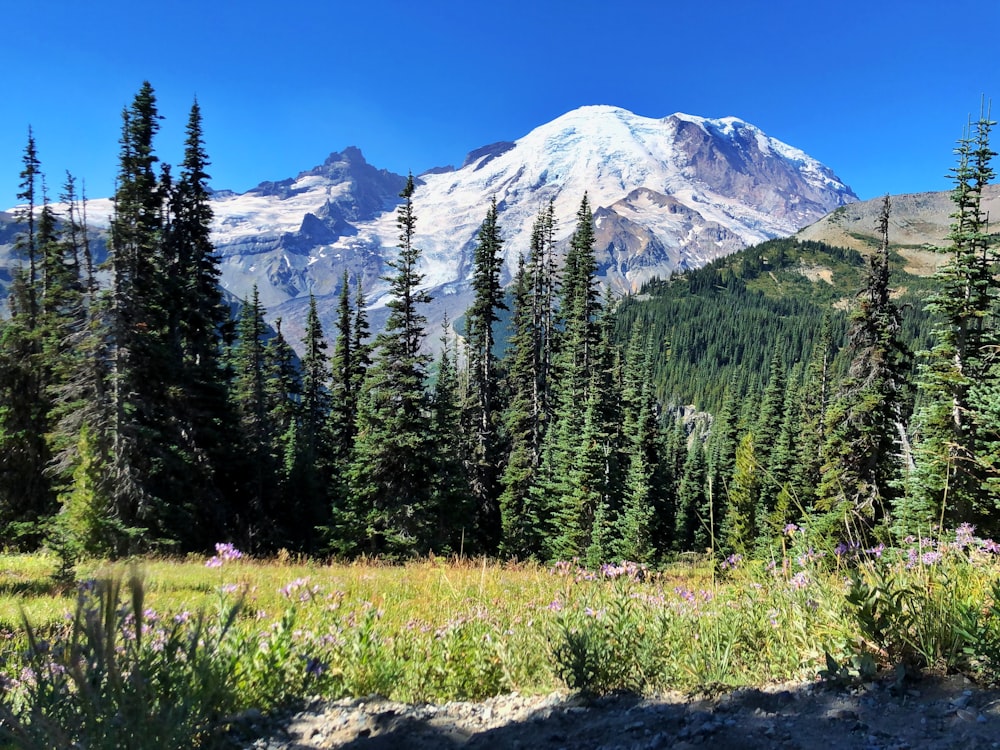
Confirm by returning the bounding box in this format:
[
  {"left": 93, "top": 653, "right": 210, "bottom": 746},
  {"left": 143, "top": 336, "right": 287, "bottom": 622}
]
[
  {"left": 14, "top": 128, "right": 41, "bottom": 322},
  {"left": 794, "top": 314, "right": 837, "bottom": 514},
  {"left": 534, "top": 196, "right": 603, "bottom": 561},
  {"left": 328, "top": 273, "right": 356, "bottom": 495},
  {"left": 263, "top": 318, "right": 302, "bottom": 549},
  {"left": 349, "top": 175, "right": 436, "bottom": 556},
  {"left": 615, "top": 335, "right": 660, "bottom": 563},
  {"left": 0, "top": 136, "right": 54, "bottom": 547},
  {"left": 752, "top": 349, "right": 788, "bottom": 543}
]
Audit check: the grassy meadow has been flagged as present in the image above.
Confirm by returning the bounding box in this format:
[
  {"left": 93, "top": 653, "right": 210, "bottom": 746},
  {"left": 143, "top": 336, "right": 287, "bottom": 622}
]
[{"left": 1, "top": 527, "right": 1000, "bottom": 748}]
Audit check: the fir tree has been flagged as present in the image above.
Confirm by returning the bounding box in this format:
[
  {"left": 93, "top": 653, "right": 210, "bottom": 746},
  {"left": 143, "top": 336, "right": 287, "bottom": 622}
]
[
  {"left": 818, "top": 196, "right": 908, "bottom": 543},
  {"left": 106, "top": 81, "right": 179, "bottom": 548},
  {"left": 328, "top": 273, "right": 356, "bottom": 497},
  {"left": 904, "top": 107, "right": 998, "bottom": 532},
  {"left": 674, "top": 434, "right": 709, "bottom": 552},
  {"left": 298, "top": 295, "right": 331, "bottom": 548},
  {"left": 431, "top": 318, "right": 471, "bottom": 553},
  {"left": 349, "top": 175, "right": 436, "bottom": 556},
  {"left": 721, "top": 432, "right": 760, "bottom": 556},
  {"left": 229, "top": 287, "right": 272, "bottom": 544},
  {"left": 498, "top": 255, "right": 543, "bottom": 558},
  {"left": 464, "top": 196, "right": 508, "bottom": 551}
]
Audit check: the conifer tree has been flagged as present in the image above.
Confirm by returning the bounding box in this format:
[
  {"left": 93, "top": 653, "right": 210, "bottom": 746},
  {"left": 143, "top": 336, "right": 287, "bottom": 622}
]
[
  {"left": 349, "top": 174, "right": 436, "bottom": 556},
  {"left": 615, "top": 335, "right": 660, "bottom": 563},
  {"left": 464, "top": 196, "right": 508, "bottom": 550},
  {"left": 721, "top": 432, "right": 759, "bottom": 556},
  {"left": 160, "top": 99, "right": 236, "bottom": 546},
  {"left": 431, "top": 319, "right": 471, "bottom": 553},
  {"left": 498, "top": 255, "right": 544, "bottom": 558},
  {"left": 903, "top": 108, "right": 998, "bottom": 532},
  {"left": 298, "top": 295, "right": 331, "bottom": 547},
  {"left": 229, "top": 287, "right": 272, "bottom": 542},
  {"left": 533, "top": 196, "right": 603, "bottom": 560},
  {"left": 794, "top": 315, "right": 837, "bottom": 513},
  {"left": 263, "top": 318, "right": 302, "bottom": 548},
  {"left": 106, "top": 81, "right": 178, "bottom": 547},
  {"left": 0, "top": 137, "right": 53, "bottom": 545},
  {"left": 752, "top": 349, "right": 788, "bottom": 542},
  {"left": 674, "top": 435, "right": 709, "bottom": 551},
  {"left": 818, "top": 196, "right": 908, "bottom": 543},
  {"left": 14, "top": 128, "right": 41, "bottom": 322},
  {"left": 328, "top": 272, "right": 356, "bottom": 496}
]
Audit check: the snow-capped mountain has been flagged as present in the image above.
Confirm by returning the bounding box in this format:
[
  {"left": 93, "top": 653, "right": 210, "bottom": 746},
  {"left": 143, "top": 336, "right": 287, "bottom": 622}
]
[{"left": 1, "top": 105, "right": 858, "bottom": 345}]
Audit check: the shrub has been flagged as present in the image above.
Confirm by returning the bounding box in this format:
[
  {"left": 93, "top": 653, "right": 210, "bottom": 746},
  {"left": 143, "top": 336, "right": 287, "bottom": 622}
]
[{"left": 0, "top": 570, "right": 241, "bottom": 750}]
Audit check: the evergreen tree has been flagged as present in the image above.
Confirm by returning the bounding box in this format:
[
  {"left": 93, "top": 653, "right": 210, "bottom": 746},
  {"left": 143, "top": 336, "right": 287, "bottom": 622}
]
[
  {"left": 904, "top": 108, "right": 998, "bottom": 532},
  {"left": 464, "top": 196, "right": 508, "bottom": 551},
  {"left": 534, "top": 196, "right": 603, "bottom": 560},
  {"left": 160, "top": 99, "right": 236, "bottom": 546},
  {"left": 674, "top": 435, "right": 709, "bottom": 552},
  {"left": 0, "top": 136, "right": 53, "bottom": 547},
  {"left": 328, "top": 273, "right": 356, "bottom": 496},
  {"left": 431, "top": 319, "right": 471, "bottom": 553},
  {"left": 349, "top": 175, "right": 436, "bottom": 556},
  {"left": 106, "top": 81, "right": 178, "bottom": 548},
  {"left": 615, "top": 334, "right": 660, "bottom": 563},
  {"left": 752, "top": 349, "right": 788, "bottom": 542},
  {"left": 298, "top": 295, "right": 331, "bottom": 548},
  {"left": 263, "top": 318, "right": 302, "bottom": 549},
  {"left": 14, "top": 128, "right": 41, "bottom": 322},
  {"left": 498, "top": 255, "right": 544, "bottom": 558},
  {"left": 721, "top": 432, "right": 760, "bottom": 556},
  {"left": 794, "top": 314, "right": 837, "bottom": 513},
  {"left": 229, "top": 287, "right": 272, "bottom": 544},
  {"left": 818, "top": 196, "right": 908, "bottom": 543}
]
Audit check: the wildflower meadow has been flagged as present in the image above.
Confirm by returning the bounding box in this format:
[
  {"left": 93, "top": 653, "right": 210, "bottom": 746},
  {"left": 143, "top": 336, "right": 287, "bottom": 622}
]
[{"left": 1, "top": 526, "right": 999, "bottom": 748}]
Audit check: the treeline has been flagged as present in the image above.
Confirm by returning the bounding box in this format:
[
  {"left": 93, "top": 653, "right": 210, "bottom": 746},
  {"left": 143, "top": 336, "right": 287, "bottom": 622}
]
[
  {"left": 618, "top": 108, "right": 1000, "bottom": 554},
  {"left": 0, "top": 83, "right": 672, "bottom": 563},
  {"left": 1, "top": 84, "right": 998, "bottom": 565}
]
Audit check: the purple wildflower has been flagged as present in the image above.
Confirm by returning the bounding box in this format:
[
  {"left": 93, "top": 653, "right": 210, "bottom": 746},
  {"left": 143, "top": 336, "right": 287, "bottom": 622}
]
[
  {"left": 789, "top": 571, "right": 810, "bottom": 590},
  {"left": 721, "top": 554, "right": 742, "bottom": 570},
  {"left": 866, "top": 543, "right": 885, "bottom": 558},
  {"left": 921, "top": 551, "right": 943, "bottom": 566},
  {"left": 956, "top": 522, "right": 976, "bottom": 547}
]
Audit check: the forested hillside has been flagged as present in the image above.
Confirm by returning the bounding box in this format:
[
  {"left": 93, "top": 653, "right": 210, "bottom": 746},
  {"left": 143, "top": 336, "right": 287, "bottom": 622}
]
[{"left": 1, "top": 84, "right": 998, "bottom": 571}]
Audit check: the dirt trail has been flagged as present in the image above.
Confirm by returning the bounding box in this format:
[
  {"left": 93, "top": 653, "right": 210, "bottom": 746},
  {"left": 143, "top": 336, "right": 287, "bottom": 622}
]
[{"left": 234, "top": 674, "right": 1000, "bottom": 750}]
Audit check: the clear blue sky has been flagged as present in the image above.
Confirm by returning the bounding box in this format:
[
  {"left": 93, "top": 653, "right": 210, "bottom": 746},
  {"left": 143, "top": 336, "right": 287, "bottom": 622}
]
[{"left": 2, "top": 0, "right": 997, "bottom": 207}]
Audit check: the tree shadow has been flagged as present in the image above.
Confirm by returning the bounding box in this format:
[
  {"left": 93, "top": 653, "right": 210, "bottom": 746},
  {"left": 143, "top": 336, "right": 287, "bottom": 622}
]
[{"left": 264, "top": 677, "right": 1000, "bottom": 750}]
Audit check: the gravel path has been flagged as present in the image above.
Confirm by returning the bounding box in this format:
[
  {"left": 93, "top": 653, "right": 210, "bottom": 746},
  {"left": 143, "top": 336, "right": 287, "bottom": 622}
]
[{"left": 231, "top": 674, "right": 1000, "bottom": 750}]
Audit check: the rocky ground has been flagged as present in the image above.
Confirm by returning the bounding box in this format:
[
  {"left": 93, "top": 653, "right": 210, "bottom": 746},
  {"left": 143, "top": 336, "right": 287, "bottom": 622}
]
[{"left": 231, "top": 674, "right": 1000, "bottom": 750}]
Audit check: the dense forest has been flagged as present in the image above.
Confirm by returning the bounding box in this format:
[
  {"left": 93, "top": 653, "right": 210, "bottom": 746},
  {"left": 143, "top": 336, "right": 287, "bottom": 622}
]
[{"left": 1, "top": 83, "right": 998, "bottom": 569}]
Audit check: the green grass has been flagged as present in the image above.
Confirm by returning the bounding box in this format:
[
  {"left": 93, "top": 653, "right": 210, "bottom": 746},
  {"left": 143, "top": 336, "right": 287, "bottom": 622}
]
[{"left": 1, "top": 531, "right": 999, "bottom": 748}]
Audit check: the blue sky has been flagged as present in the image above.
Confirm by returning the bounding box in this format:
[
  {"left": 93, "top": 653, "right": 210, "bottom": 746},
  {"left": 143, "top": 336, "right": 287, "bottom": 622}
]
[{"left": 2, "top": 0, "right": 997, "bottom": 207}]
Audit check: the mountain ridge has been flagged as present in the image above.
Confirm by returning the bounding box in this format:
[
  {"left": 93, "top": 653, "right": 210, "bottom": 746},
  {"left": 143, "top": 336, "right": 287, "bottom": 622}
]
[{"left": 1, "top": 105, "right": 858, "bottom": 346}]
